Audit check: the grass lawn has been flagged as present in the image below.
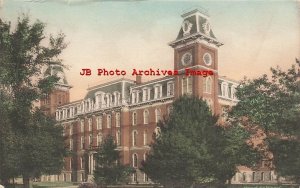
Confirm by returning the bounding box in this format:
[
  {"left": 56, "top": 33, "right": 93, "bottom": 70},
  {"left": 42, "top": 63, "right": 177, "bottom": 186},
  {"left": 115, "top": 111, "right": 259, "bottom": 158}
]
[{"left": 32, "top": 182, "right": 76, "bottom": 188}]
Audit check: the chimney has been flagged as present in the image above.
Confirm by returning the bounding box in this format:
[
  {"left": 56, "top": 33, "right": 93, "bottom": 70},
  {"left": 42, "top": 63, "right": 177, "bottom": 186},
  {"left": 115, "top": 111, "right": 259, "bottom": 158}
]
[{"left": 136, "top": 75, "right": 142, "bottom": 84}]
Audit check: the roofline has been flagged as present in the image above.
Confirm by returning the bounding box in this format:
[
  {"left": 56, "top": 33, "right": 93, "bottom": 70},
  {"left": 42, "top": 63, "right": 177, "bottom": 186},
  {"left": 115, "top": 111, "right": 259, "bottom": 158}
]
[{"left": 87, "top": 78, "right": 135, "bottom": 91}]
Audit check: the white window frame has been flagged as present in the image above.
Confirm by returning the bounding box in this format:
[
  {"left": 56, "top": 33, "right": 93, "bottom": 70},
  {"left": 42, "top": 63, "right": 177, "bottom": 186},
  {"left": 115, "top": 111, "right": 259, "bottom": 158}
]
[
  {"left": 115, "top": 112, "right": 120, "bottom": 127},
  {"left": 154, "top": 84, "right": 162, "bottom": 99},
  {"left": 167, "top": 81, "right": 174, "bottom": 96},
  {"left": 204, "top": 77, "right": 212, "bottom": 94},
  {"left": 132, "top": 153, "right": 138, "bottom": 168},
  {"left": 143, "top": 130, "right": 147, "bottom": 146},
  {"left": 88, "top": 118, "right": 92, "bottom": 131},
  {"left": 107, "top": 114, "right": 111, "bottom": 128},
  {"left": 142, "top": 87, "right": 150, "bottom": 101},
  {"left": 221, "top": 82, "right": 229, "bottom": 98},
  {"left": 143, "top": 109, "right": 149, "bottom": 124},
  {"left": 132, "top": 112, "right": 137, "bottom": 126},
  {"left": 155, "top": 108, "right": 161, "bottom": 123},
  {"left": 96, "top": 116, "right": 102, "bottom": 130},
  {"left": 132, "top": 130, "right": 138, "bottom": 146}
]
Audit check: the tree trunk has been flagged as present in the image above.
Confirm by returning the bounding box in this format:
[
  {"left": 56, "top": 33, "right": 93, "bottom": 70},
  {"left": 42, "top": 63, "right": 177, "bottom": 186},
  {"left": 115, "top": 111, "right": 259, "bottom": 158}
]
[{"left": 23, "top": 176, "right": 30, "bottom": 188}]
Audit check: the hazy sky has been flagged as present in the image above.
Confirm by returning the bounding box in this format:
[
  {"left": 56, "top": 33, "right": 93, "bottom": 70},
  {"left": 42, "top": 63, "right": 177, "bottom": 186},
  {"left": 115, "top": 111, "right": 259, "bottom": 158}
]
[{"left": 1, "top": 0, "right": 299, "bottom": 101}]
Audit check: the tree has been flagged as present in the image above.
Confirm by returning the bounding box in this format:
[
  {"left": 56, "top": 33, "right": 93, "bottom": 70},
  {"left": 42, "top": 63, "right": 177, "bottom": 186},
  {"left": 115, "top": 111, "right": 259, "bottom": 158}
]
[
  {"left": 229, "top": 59, "right": 300, "bottom": 182},
  {"left": 0, "top": 16, "right": 67, "bottom": 188},
  {"left": 94, "top": 135, "right": 135, "bottom": 187},
  {"left": 141, "top": 96, "right": 259, "bottom": 188}
]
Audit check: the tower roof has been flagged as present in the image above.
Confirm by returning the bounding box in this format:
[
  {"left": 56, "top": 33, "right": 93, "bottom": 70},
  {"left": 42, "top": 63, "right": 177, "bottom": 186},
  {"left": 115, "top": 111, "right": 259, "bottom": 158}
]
[{"left": 169, "top": 8, "right": 223, "bottom": 48}]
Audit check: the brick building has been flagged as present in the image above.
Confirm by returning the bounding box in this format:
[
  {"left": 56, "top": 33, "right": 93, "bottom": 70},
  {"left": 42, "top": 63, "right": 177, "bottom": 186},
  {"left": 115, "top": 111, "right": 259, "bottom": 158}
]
[{"left": 40, "top": 9, "right": 277, "bottom": 184}]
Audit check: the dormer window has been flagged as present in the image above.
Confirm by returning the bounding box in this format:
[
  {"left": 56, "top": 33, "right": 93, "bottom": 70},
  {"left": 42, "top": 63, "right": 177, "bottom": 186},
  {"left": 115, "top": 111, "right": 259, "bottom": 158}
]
[
  {"left": 167, "top": 82, "right": 174, "bottom": 96},
  {"left": 142, "top": 88, "right": 150, "bottom": 101},
  {"left": 221, "top": 82, "right": 229, "bottom": 98},
  {"left": 154, "top": 84, "right": 162, "bottom": 99},
  {"left": 131, "top": 90, "right": 139, "bottom": 104}
]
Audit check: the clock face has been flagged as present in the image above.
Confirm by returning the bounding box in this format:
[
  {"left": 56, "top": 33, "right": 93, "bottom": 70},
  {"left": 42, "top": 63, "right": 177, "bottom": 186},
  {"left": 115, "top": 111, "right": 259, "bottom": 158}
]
[
  {"left": 202, "top": 21, "right": 211, "bottom": 35},
  {"left": 181, "top": 52, "right": 193, "bottom": 66},
  {"left": 203, "top": 53, "right": 212, "bottom": 66}
]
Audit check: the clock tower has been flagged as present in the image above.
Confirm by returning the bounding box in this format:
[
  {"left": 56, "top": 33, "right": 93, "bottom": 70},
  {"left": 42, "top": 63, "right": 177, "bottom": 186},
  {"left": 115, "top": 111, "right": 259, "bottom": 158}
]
[
  {"left": 169, "top": 8, "right": 223, "bottom": 114},
  {"left": 40, "top": 64, "right": 72, "bottom": 117}
]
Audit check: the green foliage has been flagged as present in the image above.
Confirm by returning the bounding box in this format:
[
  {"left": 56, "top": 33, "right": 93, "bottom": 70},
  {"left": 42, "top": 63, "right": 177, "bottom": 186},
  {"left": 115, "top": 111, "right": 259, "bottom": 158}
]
[
  {"left": 141, "top": 96, "right": 259, "bottom": 187},
  {"left": 229, "top": 59, "right": 300, "bottom": 181},
  {"left": 0, "top": 15, "right": 67, "bottom": 186},
  {"left": 94, "top": 135, "right": 135, "bottom": 187}
]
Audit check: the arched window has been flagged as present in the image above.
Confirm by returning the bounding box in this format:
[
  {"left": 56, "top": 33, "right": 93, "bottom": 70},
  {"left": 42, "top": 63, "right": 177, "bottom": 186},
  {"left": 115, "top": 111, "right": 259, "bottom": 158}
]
[
  {"left": 144, "top": 109, "right": 149, "bottom": 124},
  {"left": 81, "top": 136, "right": 84, "bottom": 149},
  {"left": 69, "top": 139, "right": 73, "bottom": 150},
  {"left": 96, "top": 116, "right": 102, "bottom": 130},
  {"left": 155, "top": 108, "right": 161, "bottom": 123},
  {"left": 107, "top": 114, "right": 111, "bottom": 128},
  {"left": 80, "top": 120, "right": 84, "bottom": 132},
  {"left": 132, "top": 153, "right": 138, "bottom": 168},
  {"left": 132, "top": 112, "right": 137, "bottom": 125},
  {"left": 204, "top": 77, "right": 212, "bottom": 93},
  {"left": 115, "top": 113, "right": 120, "bottom": 127},
  {"left": 89, "top": 134, "right": 92, "bottom": 146},
  {"left": 116, "top": 131, "right": 121, "bottom": 146},
  {"left": 88, "top": 118, "right": 92, "bottom": 131},
  {"left": 132, "top": 130, "right": 138, "bottom": 146},
  {"left": 252, "top": 172, "right": 255, "bottom": 182},
  {"left": 143, "top": 130, "right": 147, "bottom": 145}
]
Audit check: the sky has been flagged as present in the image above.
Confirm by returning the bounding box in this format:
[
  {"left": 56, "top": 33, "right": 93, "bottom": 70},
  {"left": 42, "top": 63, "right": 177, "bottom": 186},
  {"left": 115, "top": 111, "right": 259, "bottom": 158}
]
[{"left": 1, "top": 0, "right": 299, "bottom": 101}]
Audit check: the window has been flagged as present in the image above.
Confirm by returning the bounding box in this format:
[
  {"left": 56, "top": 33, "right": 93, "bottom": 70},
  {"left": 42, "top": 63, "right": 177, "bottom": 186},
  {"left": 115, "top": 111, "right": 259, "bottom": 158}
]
[
  {"left": 187, "top": 76, "right": 193, "bottom": 94},
  {"left": 116, "top": 131, "right": 121, "bottom": 146},
  {"left": 221, "top": 82, "right": 229, "bottom": 97},
  {"left": 131, "top": 91, "right": 139, "bottom": 104},
  {"left": 242, "top": 172, "right": 246, "bottom": 182},
  {"left": 115, "top": 113, "right": 120, "bottom": 127},
  {"left": 88, "top": 118, "right": 92, "bottom": 131},
  {"left": 69, "top": 139, "right": 73, "bottom": 150},
  {"left": 69, "top": 125, "right": 73, "bottom": 135},
  {"left": 97, "top": 133, "right": 102, "bottom": 146},
  {"left": 155, "top": 108, "right": 161, "bottom": 123},
  {"left": 143, "top": 130, "right": 147, "bottom": 145},
  {"left": 204, "top": 77, "right": 212, "bottom": 93},
  {"left": 252, "top": 172, "right": 255, "bottom": 182},
  {"left": 261, "top": 172, "right": 264, "bottom": 181},
  {"left": 154, "top": 127, "right": 161, "bottom": 139},
  {"left": 132, "top": 173, "right": 137, "bottom": 182},
  {"left": 167, "top": 82, "right": 174, "bottom": 96},
  {"left": 143, "top": 109, "right": 149, "bottom": 124},
  {"left": 142, "top": 88, "right": 150, "bottom": 101},
  {"left": 89, "top": 134, "right": 93, "bottom": 146},
  {"left": 182, "top": 77, "right": 187, "bottom": 94},
  {"left": 144, "top": 173, "right": 149, "bottom": 182},
  {"left": 154, "top": 85, "right": 162, "bottom": 99},
  {"left": 132, "top": 112, "right": 137, "bottom": 125},
  {"left": 132, "top": 154, "right": 138, "bottom": 168},
  {"left": 96, "top": 116, "right": 102, "bottom": 130},
  {"left": 132, "top": 130, "right": 138, "bottom": 146},
  {"left": 81, "top": 136, "right": 84, "bottom": 149},
  {"left": 107, "top": 114, "right": 111, "bottom": 128},
  {"left": 80, "top": 157, "right": 83, "bottom": 169},
  {"left": 80, "top": 120, "right": 84, "bottom": 132}
]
